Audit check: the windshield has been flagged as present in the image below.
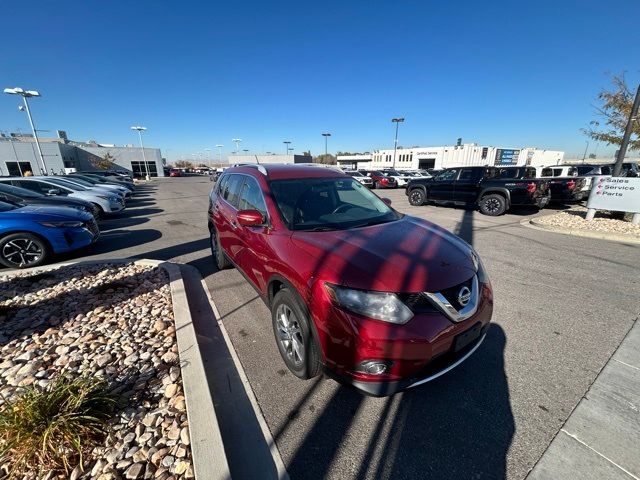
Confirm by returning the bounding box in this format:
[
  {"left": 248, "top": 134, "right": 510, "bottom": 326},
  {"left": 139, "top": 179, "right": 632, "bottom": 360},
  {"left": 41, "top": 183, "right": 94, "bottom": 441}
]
[
  {"left": 45, "top": 178, "right": 88, "bottom": 191},
  {"left": 71, "top": 175, "right": 98, "bottom": 184},
  {"left": 0, "top": 200, "right": 17, "bottom": 212},
  {"left": 269, "top": 177, "right": 401, "bottom": 231},
  {"left": 346, "top": 171, "right": 364, "bottom": 177}
]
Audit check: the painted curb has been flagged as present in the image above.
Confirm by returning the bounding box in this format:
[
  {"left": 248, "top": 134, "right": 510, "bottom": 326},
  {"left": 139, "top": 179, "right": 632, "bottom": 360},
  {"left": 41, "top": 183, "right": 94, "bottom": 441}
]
[
  {"left": 521, "top": 217, "right": 640, "bottom": 245},
  {"left": 0, "top": 258, "right": 231, "bottom": 480}
]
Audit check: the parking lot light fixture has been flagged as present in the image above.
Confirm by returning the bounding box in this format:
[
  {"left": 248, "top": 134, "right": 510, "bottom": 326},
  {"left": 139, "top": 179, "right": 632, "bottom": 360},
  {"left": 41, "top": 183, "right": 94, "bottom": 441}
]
[
  {"left": 216, "top": 144, "right": 224, "bottom": 163},
  {"left": 131, "top": 126, "right": 150, "bottom": 180},
  {"left": 284, "top": 141, "right": 292, "bottom": 155},
  {"left": 232, "top": 138, "right": 242, "bottom": 154},
  {"left": 391, "top": 118, "right": 405, "bottom": 169},
  {"left": 322, "top": 133, "right": 331, "bottom": 157},
  {"left": 4, "top": 86, "right": 47, "bottom": 175}
]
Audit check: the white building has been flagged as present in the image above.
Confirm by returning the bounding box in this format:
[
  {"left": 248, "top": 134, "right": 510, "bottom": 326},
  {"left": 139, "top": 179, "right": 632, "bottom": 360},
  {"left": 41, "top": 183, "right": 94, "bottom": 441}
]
[{"left": 336, "top": 143, "right": 564, "bottom": 171}]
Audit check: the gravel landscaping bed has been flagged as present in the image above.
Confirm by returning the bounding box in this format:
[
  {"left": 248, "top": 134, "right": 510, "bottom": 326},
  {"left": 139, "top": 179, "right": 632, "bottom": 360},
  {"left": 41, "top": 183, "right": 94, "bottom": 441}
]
[
  {"left": 535, "top": 208, "right": 640, "bottom": 238},
  {"left": 0, "top": 263, "right": 193, "bottom": 479}
]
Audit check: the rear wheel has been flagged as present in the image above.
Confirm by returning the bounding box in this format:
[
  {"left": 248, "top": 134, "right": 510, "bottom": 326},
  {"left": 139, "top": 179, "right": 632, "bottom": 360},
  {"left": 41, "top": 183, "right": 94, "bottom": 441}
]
[
  {"left": 0, "top": 233, "right": 50, "bottom": 269},
  {"left": 271, "top": 288, "right": 321, "bottom": 379},
  {"left": 210, "top": 227, "right": 231, "bottom": 270},
  {"left": 408, "top": 188, "right": 426, "bottom": 206},
  {"left": 479, "top": 194, "right": 507, "bottom": 216}
]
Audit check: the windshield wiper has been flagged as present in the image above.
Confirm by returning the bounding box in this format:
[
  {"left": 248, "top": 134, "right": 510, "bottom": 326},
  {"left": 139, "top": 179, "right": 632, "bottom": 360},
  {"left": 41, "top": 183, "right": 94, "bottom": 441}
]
[
  {"left": 351, "top": 219, "right": 390, "bottom": 229},
  {"left": 308, "top": 226, "right": 337, "bottom": 231}
]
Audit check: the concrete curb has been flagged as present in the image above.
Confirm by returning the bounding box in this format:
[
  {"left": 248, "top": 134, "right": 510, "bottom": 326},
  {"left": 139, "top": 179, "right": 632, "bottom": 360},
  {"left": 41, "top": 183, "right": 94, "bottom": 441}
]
[
  {"left": 520, "top": 217, "right": 640, "bottom": 245},
  {"left": 0, "top": 258, "right": 231, "bottom": 480},
  {"left": 527, "top": 317, "right": 640, "bottom": 479},
  {"left": 195, "top": 273, "right": 289, "bottom": 480}
]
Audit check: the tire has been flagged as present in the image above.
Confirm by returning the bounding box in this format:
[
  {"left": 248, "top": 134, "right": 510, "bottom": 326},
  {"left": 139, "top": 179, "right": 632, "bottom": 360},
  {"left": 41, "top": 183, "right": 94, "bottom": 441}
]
[
  {"left": 479, "top": 194, "right": 507, "bottom": 216},
  {"left": 271, "top": 287, "right": 322, "bottom": 379},
  {"left": 210, "top": 227, "right": 231, "bottom": 270},
  {"left": 90, "top": 203, "right": 103, "bottom": 220},
  {"left": 0, "top": 233, "right": 50, "bottom": 269},
  {"left": 408, "top": 188, "right": 426, "bottom": 206}
]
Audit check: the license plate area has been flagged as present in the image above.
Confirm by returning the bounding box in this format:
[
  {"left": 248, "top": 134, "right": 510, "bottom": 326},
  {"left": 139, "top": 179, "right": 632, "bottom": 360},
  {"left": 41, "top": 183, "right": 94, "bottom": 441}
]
[{"left": 453, "top": 322, "right": 482, "bottom": 352}]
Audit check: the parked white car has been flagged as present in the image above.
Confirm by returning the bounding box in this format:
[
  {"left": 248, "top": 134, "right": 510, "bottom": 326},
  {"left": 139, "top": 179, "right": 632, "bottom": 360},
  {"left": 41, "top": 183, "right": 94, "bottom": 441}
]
[
  {"left": 0, "top": 177, "right": 124, "bottom": 216},
  {"left": 536, "top": 165, "right": 597, "bottom": 198},
  {"left": 381, "top": 169, "right": 413, "bottom": 187},
  {"left": 344, "top": 171, "right": 374, "bottom": 187},
  {"left": 46, "top": 176, "right": 128, "bottom": 201}
]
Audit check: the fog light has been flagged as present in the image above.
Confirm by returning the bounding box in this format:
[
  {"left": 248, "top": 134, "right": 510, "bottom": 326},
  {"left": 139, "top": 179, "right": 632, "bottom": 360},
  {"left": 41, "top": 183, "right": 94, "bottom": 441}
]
[{"left": 356, "top": 360, "right": 392, "bottom": 375}]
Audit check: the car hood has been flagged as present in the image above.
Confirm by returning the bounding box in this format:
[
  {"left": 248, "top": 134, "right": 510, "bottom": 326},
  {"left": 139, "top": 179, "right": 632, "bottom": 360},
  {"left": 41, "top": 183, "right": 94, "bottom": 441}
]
[
  {"left": 4, "top": 204, "right": 92, "bottom": 221},
  {"left": 290, "top": 216, "right": 476, "bottom": 293}
]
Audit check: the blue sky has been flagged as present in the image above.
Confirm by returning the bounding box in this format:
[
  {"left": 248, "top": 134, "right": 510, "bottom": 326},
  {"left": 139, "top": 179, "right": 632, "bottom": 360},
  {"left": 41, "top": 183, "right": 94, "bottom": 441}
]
[{"left": 1, "top": 0, "right": 638, "bottom": 161}]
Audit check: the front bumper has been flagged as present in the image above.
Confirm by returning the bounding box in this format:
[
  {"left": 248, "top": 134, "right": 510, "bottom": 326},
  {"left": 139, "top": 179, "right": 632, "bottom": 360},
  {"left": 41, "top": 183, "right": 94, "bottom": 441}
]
[
  {"left": 52, "top": 226, "right": 98, "bottom": 254},
  {"left": 310, "top": 281, "right": 494, "bottom": 396}
]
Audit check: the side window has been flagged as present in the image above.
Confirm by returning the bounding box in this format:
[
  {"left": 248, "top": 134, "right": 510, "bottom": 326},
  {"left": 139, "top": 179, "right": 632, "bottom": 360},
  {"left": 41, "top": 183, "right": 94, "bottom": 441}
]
[
  {"left": 12, "top": 180, "right": 46, "bottom": 194},
  {"left": 552, "top": 169, "right": 562, "bottom": 177},
  {"left": 216, "top": 175, "right": 229, "bottom": 196},
  {"left": 223, "top": 174, "right": 244, "bottom": 207},
  {"left": 435, "top": 169, "right": 458, "bottom": 182},
  {"left": 458, "top": 169, "right": 475, "bottom": 181},
  {"left": 601, "top": 166, "right": 612, "bottom": 175},
  {"left": 541, "top": 168, "right": 553, "bottom": 177},
  {"left": 238, "top": 177, "right": 268, "bottom": 217}
]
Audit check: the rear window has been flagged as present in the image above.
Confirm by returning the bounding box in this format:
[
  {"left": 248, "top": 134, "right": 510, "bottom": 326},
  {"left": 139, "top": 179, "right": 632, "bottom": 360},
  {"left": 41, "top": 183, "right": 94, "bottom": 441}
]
[
  {"left": 576, "top": 166, "right": 594, "bottom": 175},
  {"left": 541, "top": 168, "right": 554, "bottom": 177}
]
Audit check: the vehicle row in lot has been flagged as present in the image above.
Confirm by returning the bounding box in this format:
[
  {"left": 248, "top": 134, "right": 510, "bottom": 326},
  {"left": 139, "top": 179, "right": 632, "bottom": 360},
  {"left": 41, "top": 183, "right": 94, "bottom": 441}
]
[
  {"left": 208, "top": 164, "right": 493, "bottom": 396},
  {"left": 0, "top": 171, "right": 135, "bottom": 268},
  {"left": 403, "top": 163, "right": 640, "bottom": 216},
  {"left": 406, "top": 166, "right": 551, "bottom": 216}
]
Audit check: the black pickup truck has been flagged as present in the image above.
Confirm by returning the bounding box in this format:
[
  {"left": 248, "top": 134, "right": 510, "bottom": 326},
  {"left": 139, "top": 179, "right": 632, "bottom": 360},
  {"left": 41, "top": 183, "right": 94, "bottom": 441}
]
[{"left": 405, "top": 166, "right": 550, "bottom": 216}]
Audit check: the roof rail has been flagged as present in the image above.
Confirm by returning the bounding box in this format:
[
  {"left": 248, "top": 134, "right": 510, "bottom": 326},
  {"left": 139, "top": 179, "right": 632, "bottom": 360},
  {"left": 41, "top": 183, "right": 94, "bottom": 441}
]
[{"left": 233, "top": 163, "right": 268, "bottom": 176}]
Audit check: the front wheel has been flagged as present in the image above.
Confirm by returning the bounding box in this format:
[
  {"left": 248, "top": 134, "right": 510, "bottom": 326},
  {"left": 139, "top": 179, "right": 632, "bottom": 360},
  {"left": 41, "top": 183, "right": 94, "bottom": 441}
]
[
  {"left": 0, "top": 233, "right": 50, "bottom": 269},
  {"left": 271, "top": 288, "right": 321, "bottom": 379},
  {"left": 210, "top": 227, "right": 231, "bottom": 270},
  {"left": 479, "top": 194, "right": 507, "bottom": 216},
  {"left": 408, "top": 188, "right": 426, "bottom": 206}
]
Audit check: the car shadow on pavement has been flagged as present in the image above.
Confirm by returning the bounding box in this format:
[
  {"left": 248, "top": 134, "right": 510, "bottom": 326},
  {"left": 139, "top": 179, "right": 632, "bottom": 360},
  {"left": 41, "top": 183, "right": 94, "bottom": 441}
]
[
  {"left": 285, "top": 324, "right": 513, "bottom": 480},
  {"left": 98, "top": 217, "right": 150, "bottom": 231}
]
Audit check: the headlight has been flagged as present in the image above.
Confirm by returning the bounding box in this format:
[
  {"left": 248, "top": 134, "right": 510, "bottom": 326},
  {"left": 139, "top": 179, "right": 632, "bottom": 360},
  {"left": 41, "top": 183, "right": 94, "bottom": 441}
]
[
  {"left": 325, "top": 283, "right": 414, "bottom": 324},
  {"left": 472, "top": 250, "right": 489, "bottom": 284},
  {"left": 38, "top": 221, "right": 84, "bottom": 228}
]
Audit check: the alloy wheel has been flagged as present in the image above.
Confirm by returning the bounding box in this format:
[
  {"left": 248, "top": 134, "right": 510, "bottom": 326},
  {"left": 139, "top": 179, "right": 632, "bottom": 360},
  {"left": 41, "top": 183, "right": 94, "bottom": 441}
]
[
  {"left": 276, "top": 304, "right": 305, "bottom": 366},
  {"left": 484, "top": 198, "right": 501, "bottom": 213},
  {"left": 2, "top": 238, "right": 43, "bottom": 268},
  {"left": 410, "top": 190, "right": 423, "bottom": 205}
]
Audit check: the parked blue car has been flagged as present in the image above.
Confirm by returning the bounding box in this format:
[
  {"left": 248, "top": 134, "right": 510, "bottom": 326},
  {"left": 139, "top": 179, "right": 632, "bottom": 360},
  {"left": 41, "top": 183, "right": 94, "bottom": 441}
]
[{"left": 0, "top": 200, "right": 99, "bottom": 268}]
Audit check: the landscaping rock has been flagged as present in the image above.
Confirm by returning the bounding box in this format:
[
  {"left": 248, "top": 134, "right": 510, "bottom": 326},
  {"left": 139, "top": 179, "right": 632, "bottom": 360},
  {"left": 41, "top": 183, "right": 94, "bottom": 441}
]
[{"left": 0, "top": 263, "right": 193, "bottom": 479}]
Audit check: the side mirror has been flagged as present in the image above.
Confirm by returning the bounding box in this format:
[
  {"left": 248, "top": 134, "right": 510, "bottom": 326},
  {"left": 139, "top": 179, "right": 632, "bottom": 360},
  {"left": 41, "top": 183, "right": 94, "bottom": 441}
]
[
  {"left": 381, "top": 197, "right": 392, "bottom": 206},
  {"left": 47, "top": 188, "right": 61, "bottom": 195},
  {"left": 237, "top": 209, "right": 265, "bottom": 227}
]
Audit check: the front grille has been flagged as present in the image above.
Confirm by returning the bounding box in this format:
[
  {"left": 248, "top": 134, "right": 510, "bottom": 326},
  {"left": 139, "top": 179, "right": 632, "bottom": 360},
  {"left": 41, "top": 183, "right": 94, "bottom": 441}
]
[
  {"left": 438, "top": 276, "right": 474, "bottom": 311},
  {"left": 398, "top": 293, "right": 438, "bottom": 314}
]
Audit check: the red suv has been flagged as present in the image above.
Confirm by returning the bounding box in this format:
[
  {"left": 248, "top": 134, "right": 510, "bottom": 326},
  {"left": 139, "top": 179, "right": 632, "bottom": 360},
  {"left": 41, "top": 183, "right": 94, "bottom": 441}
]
[
  {"left": 208, "top": 164, "right": 493, "bottom": 396},
  {"left": 367, "top": 171, "right": 397, "bottom": 189}
]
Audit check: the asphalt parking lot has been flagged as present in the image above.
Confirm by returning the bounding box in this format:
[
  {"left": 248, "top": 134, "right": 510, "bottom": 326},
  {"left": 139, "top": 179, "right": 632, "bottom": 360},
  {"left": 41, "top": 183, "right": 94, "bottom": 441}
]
[{"left": 80, "top": 177, "right": 639, "bottom": 479}]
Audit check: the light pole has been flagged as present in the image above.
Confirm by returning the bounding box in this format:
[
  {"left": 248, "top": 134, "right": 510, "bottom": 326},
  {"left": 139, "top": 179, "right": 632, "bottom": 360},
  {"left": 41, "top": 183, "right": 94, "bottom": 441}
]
[
  {"left": 204, "top": 148, "right": 212, "bottom": 168},
  {"left": 391, "top": 117, "right": 405, "bottom": 169},
  {"left": 216, "top": 144, "right": 224, "bottom": 163},
  {"left": 131, "top": 126, "right": 150, "bottom": 180},
  {"left": 284, "top": 141, "right": 292, "bottom": 155},
  {"left": 4, "top": 87, "right": 47, "bottom": 175},
  {"left": 322, "top": 133, "right": 331, "bottom": 158},
  {"left": 232, "top": 138, "right": 242, "bottom": 154}
]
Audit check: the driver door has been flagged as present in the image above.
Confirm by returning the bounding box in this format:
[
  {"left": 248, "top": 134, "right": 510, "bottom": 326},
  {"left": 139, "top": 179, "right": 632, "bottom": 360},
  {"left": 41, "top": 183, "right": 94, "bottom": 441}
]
[{"left": 428, "top": 169, "right": 459, "bottom": 202}]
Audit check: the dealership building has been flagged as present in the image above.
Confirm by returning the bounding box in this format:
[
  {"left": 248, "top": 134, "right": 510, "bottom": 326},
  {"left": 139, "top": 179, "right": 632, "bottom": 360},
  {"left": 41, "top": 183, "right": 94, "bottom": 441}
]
[
  {"left": 0, "top": 130, "right": 165, "bottom": 177},
  {"left": 336, "top": 143, "right": 565, "bottom": 171}
]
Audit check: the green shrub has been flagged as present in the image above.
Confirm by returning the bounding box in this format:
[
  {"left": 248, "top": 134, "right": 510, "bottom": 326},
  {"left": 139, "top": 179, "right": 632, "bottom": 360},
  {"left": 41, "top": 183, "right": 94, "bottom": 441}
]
[{"left": 0, "top": 376, "right": 116, "bottom": 477}]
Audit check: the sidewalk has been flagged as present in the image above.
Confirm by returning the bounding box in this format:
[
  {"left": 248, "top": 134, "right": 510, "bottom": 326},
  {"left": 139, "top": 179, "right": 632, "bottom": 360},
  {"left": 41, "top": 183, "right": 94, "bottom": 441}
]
[{"left": 528, "top": 318, "right": 640, "bottom": 479}]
